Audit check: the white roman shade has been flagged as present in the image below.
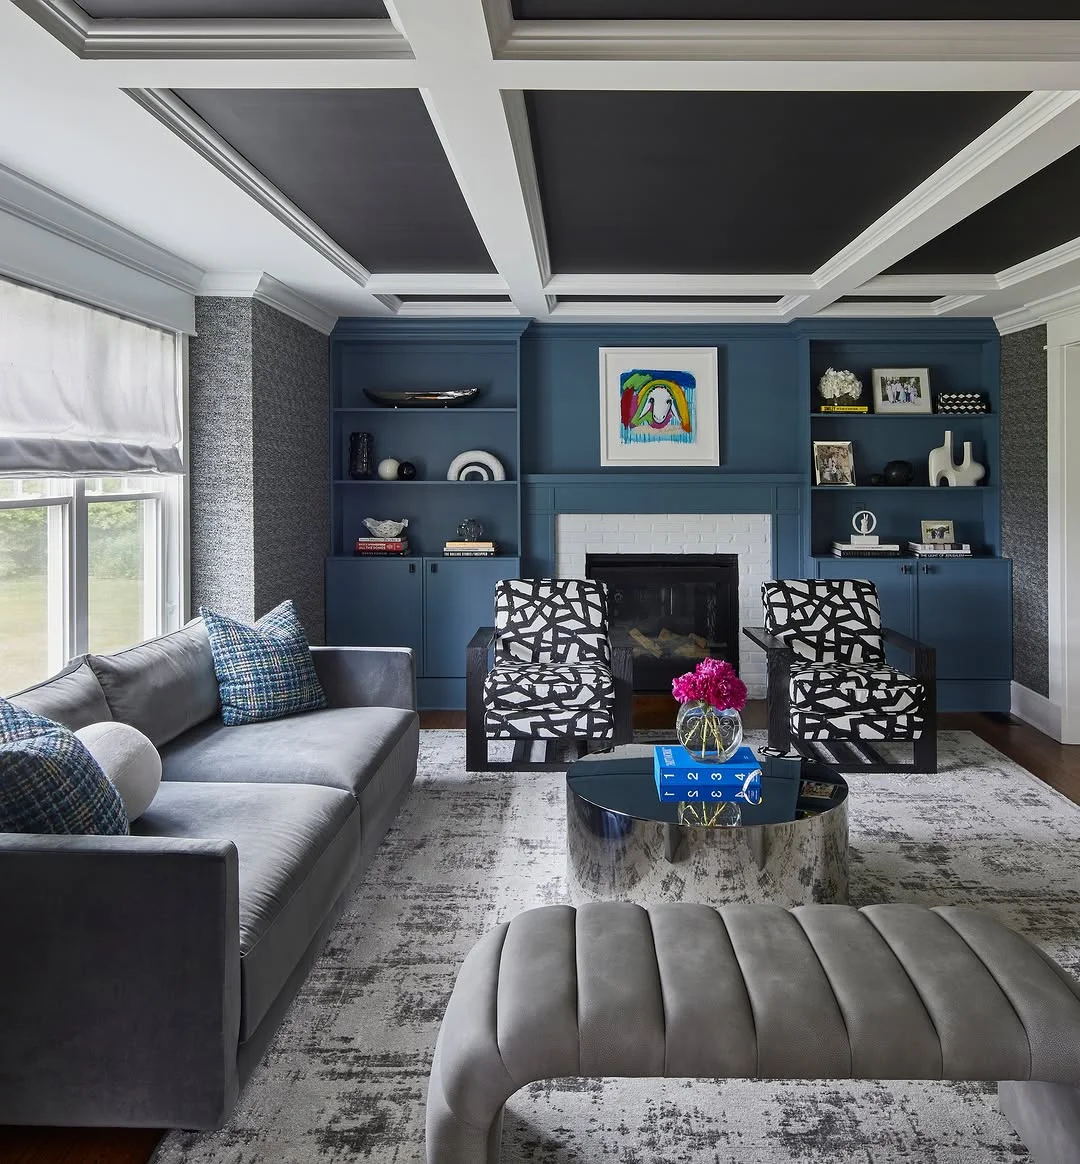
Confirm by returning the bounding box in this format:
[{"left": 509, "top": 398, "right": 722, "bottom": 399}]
[{"left": 0, "top": 278, "right": 182, "bottom": 475}]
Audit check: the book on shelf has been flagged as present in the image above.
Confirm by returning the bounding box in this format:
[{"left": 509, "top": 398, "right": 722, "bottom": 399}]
[
  {"left": 355, "top": 536, "right": 409, "bottom": 556},
  {"left": 907, "top": 541, "right": 971, "bottom": 556},
  {"left": 818, "top": 404, "right": 869, "bottom": 413},
  {"left": 444, "top": 540, "right": 496, "bottom": 549},
  {"left": 832, "top": 542, "right": 901, "bottom": 557},
  {"left": 910, "top": 550, "right": 973, "bottom": 558},
  {"left": 443, "top": 550, "right": 496, "bottom": 557},
  {"left": 653, "top": 744, "right": 762, "bottom": 804}
]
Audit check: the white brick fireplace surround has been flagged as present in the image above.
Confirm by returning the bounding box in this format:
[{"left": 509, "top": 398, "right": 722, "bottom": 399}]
[{"left": 555, "top": 513, "right": 772, "bottom": 698}]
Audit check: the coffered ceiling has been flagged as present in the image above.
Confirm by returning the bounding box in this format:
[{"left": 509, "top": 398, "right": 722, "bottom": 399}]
[{"left": 7, "top": 0, "right": 1080, "bottom": 328}]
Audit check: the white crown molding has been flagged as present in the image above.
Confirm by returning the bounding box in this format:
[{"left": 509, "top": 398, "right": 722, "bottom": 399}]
[
  {"left": 198, "top": 272, "right": 337, "bottom": 334},
  {"left": 995, "top": 285, "right": 1080, "bottom": 334},
  {"left": 502, "top": 89, "right": 552, "bottom": 288},
  {"left": 83, "top": 18, "right": 410, "bottom": 60},
  {"left": 480, "top": 0, "right": 512, "bottom": 55},
  {"left": 997, "top": 235, "right": 1080, "bottom": 288},
  {"left": 931, "top": 293, "right": 985, "bottom": 314},
  {"left": 501, "top": 19, "right": 1080, "bottom": 63},
  {"left": 365, "top": 273, "right": 509, "bottom": 295},
  {"left": 8, "top": 0, "right": 87, "bottom": 55},
  {"left": 0, "top": 160, "right": 203, "bottom": 293},
  {"left": 395, "top": 299, "right": 521, "bottom": 317},
  {"left": 125, "top": 88, "right": 374, "bottom": 293},
  {"left": 857, "top": 273, "right": 998, "bottom": 294},
  {"left": 544, "top": 273, "right": 815, "bottom": 295},
  {"left": 549, "top": 299, "right": 782, "bottom": 320},
  {"left": 815, "top": 299, "right": 947, "bottom": 318}
]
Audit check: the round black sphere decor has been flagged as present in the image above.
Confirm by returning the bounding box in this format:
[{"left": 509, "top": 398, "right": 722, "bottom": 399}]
[
  {"left": 397, "top": 461, "right": 418, "bottom": 480},
  {"left": 883, "top": 460, "right": 914, "bottom": 486}
]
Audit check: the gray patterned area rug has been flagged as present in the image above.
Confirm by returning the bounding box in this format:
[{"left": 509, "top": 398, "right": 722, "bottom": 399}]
[{"left": 154, "top": 730, "right": 1080, "bottom": 1164}]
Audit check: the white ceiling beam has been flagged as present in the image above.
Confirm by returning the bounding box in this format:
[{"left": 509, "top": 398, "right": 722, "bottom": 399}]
[
  {"left": 857, "top": 273, "right": 999, "bottom": 294},
  {"left": 789, "top": 91, "right": 1080, "bottom": 320},
  {"left": 383, "top": 0, "right": 551, "bottom": 319},
  {"left": 545, "top": 273, "right": 814, "bottom": 296},
  {"left": 365, "top": 273, "right": 508, "bottom": 295}
]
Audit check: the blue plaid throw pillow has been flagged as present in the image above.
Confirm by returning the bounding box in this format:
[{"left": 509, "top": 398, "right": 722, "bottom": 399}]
[
  {"left": 0, "top": 728, "right": 129, "bottom": 835},
  {"left": 0, "top": 695, "right": 59, "bottom": 742},
  {"left": 200, "top": 600, "right": 327, "bottom": 726}
]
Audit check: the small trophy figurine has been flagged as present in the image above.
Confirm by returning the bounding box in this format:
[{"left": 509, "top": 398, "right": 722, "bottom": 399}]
[{"left": 850, "top": 510, "right": 879, "bottom": 546}]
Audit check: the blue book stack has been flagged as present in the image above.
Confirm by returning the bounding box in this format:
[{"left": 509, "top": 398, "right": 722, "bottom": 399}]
[{"left": 653, "top": 744, "right": 762, "bottom": 805}]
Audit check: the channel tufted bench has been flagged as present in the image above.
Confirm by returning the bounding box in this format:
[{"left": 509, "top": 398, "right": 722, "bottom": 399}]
[{"left": 426, "top": 903, "right": 1080, "bottom": 1164}]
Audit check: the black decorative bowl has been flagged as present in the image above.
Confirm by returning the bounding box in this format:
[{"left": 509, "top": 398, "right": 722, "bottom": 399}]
[{"left": 363, "top": 388, "right": 480, "bottom": 408}]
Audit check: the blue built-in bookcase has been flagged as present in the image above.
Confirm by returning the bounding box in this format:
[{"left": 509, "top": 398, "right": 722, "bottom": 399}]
[{"left": 326, "top": 315, "right": 1011, "bottom": 712}]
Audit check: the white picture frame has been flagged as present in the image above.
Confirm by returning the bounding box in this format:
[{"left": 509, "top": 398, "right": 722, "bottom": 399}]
[
  {"left": 598, "top": 347, "right": 720, "bottom": 468},
  {"left": 871, "top": 367, "right": 933, "bottom": 414}
]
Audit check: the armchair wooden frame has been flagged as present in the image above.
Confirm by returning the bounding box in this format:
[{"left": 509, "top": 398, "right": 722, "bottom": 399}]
[
  {"left": 465, "top": 627, "right": 634, "bottom": 772},
  {"left": 743, "top": 625, "right": 938, "bottom": 774}
]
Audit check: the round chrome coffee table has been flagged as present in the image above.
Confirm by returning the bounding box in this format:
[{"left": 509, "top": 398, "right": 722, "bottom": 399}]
[{"left": 566, "top": 746, "right": 848, "bottom": 907}]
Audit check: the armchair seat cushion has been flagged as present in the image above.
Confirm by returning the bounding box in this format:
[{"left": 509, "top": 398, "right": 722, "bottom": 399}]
[
  {"left": 484, "top": 662, "right": 615, "bottom": 740},
  {"left": 790, "top": 661, "right": 925, "bottom": 741}
]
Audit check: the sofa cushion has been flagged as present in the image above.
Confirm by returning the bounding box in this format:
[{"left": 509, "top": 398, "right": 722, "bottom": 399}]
[
  {"left": 0, "top": 728, "right": 129, "bottom": 835},
  {"left": 160, "top": 706, "right": 418, "bottom": 805},
  {"left": 201, "top": 601, "right": 326, "bottom": 726},
  {"left": 133, "top": 780, "right": 361, "bottom": 1042},
  {"left": 10, "top": 658, "right": 112, "bottom": 731},
  {"left": 484, "top": 661, "right": 615, "bottom": 740},
  {"left": 87, "top": 621, "right": 219, "bottom": 749},
  {"left": 0, "top": 695, "right": 58, "bottom": 742}
]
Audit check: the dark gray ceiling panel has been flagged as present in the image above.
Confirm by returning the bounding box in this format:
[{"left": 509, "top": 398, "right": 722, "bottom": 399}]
[
  {"left": 558, "top": 295, "right": 780, "bottom": 302},
  {"left": 514, "top": 0, "right": 1075, "bottom": 17},
  {"left": 888, "top": 145, "right": 1080, "bottom": 275},
  {"left": 83, "top": 0, "right": 386, "bottom": 16},
  {"left": 526, "top": 91, "right": 1023, "bottom": 275},
  {"left": 175, "top": 90, "right": 495, "bottom": 274}
]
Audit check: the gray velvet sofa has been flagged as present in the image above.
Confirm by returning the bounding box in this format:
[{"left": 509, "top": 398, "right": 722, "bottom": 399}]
[{"left": 0, "top": 621, "right": 420, "bottom": 1131}]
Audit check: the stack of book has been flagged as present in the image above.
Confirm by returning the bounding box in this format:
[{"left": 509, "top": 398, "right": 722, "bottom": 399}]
[
  {"left": 443, "top": 540, "right": 496, "bottom": 558},
  {"left": 832, "top": 540, "right": 901, "bottom": 558},
  {"left": 354, "top": 536, "right": 409, "bottom": 556},
  {"left": 907, "top": 541, "right": 972, "bottom": 558},
  {"left": 652, "top": 744, "right": 762, "bottom": 805}
]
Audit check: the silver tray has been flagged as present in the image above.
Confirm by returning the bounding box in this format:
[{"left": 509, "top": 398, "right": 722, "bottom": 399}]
[{"left": 363, "top": 388, "right": 479, "bottom": 408}]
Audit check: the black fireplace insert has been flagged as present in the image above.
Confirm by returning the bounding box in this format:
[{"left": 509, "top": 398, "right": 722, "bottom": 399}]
[{"left": 586, "top": 553, "right": 740, "bottom": 694}]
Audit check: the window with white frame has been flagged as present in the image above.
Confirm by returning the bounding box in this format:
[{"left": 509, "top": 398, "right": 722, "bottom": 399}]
[{"left": 0, "top": 280, "right": 185, "bottom": 694}]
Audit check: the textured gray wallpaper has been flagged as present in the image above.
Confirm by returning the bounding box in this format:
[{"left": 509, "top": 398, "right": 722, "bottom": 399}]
[
  {"left": 251, "top": 299, "right": 329, "bottom": 644},
  {"left": 188, "top": 297, "right": 255, "bottom": 621},
  {"left": 188, "top": 297, "right": 329, "bottom": 644},
  {"left": 1000, "top": 324, "right": 1049, "bottom": 696}
]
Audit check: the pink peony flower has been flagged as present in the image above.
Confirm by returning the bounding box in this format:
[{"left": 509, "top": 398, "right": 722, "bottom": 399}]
[{"left": 671, "top": 657, "right": 747, "bottom": 712}]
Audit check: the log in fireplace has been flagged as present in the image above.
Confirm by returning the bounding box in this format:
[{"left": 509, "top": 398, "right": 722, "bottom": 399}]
[{"left": 585, "top": 553, "right": 740, "bottom": 694}]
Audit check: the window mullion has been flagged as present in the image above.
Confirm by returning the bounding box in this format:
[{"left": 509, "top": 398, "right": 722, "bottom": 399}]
[{"left": 71, "top": 480, "right": 89, "bottom": 658}]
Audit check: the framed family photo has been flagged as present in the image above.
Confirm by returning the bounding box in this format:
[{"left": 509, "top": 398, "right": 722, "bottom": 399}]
[
  {"left": 812, "top": 440, "right": 856, "bottom": 486},
  {"left": 598, "top": 347, "right": 720, "bottom": 468},
  {"left": 920, "top": 519, "right": 955, "bottom": 543},
  {"left": 871, "top": 367, "right": 932, "bottom": 414}
]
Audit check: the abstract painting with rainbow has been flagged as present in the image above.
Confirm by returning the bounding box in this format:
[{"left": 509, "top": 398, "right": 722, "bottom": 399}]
[{"left": 618, "top": 368, "right": 696, "bottom": 446}]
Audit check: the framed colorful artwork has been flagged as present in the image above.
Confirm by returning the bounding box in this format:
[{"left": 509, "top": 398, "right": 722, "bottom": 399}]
[{"left": 598, "top": 347, "right": 720, "bottom": 468}]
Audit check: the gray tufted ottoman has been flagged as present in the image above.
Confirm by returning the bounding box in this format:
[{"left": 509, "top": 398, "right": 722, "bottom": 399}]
[{"left": 426, "top": 902, "right": 1080, "bottom": 1164}]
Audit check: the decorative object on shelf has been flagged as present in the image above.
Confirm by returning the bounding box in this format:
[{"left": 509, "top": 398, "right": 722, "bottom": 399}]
[
  {"left": 446, "top": 449, "right": 506, "bottom": 482},
  {"left": 363, "top": 388, "right": 480, "bottom": 408},
  {"left": 355, "top": 535, "right": 409, "bottom": 556},
  {"left": 920, "top": 519, "right": 955, "bottom": 543},
  {"left": 816, "top": 367, "right": 866, "bottom": 412},
  {"left": 832, "top": 510, "right": 902, "bottom": 556},
  {"left": 347, "top": 431, "right": 374, "bottom": 480},
  {"left": 457, "top": 517, "right": 484, "bottom": 541},
  {"left": 396, "top": 461, "right": 417, "bottom": 480},
  {"left": 929, "top": 429, "right": 985, "bottom": 487},
  {"left": 870, "top": 367, "right": 932, "bottom": 415},
  {"left": 869, "top": 473, "right": 885, "bottom": 486},
  {"left": 377, "top": 458, "right": 400, "bottom": 481},
  {"left": 672, "top": 657, "right": 747, "bottom": 763},
  {"left": 908, "top": 538, "right": 972, "bottom": 558},
  {"left": 599, "top": 347, "right": 720, "bottom": 468},
  {"left": 883, "top": 459, "right": 914, "bottom": 486},
  {"left": 936, "top": 392, "right": 989, "bottom": 415},
  {"left": 812, "top": 440, "right": 855, "bottom": 486},
  {"left": 851, "top": 510, "right": 879, "bottom": 545},
  {"left": 362, "top": 517, "right": 409, "bottom": 539}
]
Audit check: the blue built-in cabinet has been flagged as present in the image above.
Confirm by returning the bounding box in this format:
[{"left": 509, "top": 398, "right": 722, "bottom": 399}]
[
  {"left": 326, "top": 319, "right": 528, "bottom": 708},
  {"left": 326, "top": 316, "right": 1011, "bottom": 712}
]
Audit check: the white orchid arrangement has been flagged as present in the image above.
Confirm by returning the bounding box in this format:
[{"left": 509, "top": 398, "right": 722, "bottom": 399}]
[{"left": 818, "top": 368, "right": 863, "bottom": 401}]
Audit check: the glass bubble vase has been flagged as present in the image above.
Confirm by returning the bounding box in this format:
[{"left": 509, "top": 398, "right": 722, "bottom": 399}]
[{"left": 675, "top": 700, "right": 743, "bottom": 764}]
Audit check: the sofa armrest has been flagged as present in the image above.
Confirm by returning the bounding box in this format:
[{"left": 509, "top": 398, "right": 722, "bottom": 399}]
[
  {"left": 311, "top": 646, "right": 417, "bottom": 712},
  {"left": 0, "top": 833, "right": 241, "bottom": 1130}
]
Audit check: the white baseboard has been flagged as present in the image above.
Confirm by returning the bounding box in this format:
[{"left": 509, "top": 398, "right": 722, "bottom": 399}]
[{"left": 1010, "top": 682, "right": 1064, "bottom": 741}]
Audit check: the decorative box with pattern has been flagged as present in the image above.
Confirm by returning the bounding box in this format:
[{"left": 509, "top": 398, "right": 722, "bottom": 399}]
[{"left": 935, "top": 392, "right": 990, "bottom": 415}]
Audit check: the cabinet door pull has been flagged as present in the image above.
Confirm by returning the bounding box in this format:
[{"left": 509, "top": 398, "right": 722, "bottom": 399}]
[
  {"left": 408, "top": 563, "right": 416, "bottom": 574},
  {"left": 900, "top": 563, "right": 911, "bottom": 575},
  {"left": 430, "top": 562, "right": 438, "bottom": 574},
  {"left": 921, "top": 563, "right": 930, "bottom": 574}
]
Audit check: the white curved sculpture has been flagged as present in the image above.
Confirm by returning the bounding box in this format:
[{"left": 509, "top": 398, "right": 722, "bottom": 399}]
[
  {"left": 929, "top": 430, "right": 985, "bottom": 487},
  {"left": 446, "top": 450, "right": 506, "bottom": 482}
]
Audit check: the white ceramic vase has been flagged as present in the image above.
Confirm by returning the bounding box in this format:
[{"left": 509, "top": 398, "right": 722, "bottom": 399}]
[{"left": 928, "top": 430, "right": 985, "bottom": 487}]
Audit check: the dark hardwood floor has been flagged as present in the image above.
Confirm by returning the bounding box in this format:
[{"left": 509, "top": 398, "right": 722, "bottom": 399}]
[{"left": 5, "top": 700, "right": 1078, "bottom": 1164}]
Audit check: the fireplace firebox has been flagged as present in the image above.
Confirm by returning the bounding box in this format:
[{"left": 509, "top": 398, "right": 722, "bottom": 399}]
[{"left": 586, "top": 553, "right": 739, "bottom": 694}]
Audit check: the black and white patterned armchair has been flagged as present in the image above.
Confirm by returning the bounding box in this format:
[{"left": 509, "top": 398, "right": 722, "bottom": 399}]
[
  {"left": 744, "top": 578, "right": 937, "bottom": 773},
  {"left": 465, "top": 578, "right": 633, "bottom": 771}
]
